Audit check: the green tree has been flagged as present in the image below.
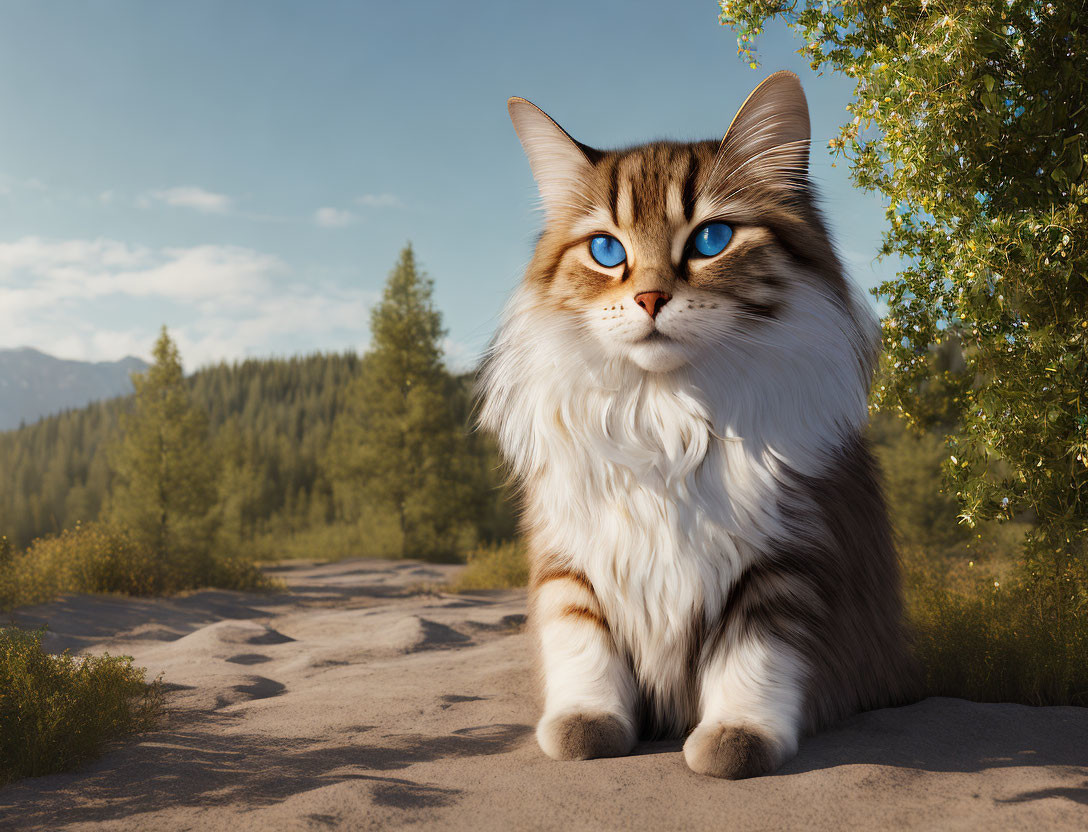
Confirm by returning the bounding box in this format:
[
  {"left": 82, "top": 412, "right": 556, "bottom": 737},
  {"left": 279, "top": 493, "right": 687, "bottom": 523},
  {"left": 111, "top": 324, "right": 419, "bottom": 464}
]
[
  {"left": 327, "top": 244, "right": 482, "bottom": 560},
  {"left": 108, "top": 327, "right": 219, "bottom": 567},
  {"left": 721, "top": 0, "right": 1087, "bottom": 603}
]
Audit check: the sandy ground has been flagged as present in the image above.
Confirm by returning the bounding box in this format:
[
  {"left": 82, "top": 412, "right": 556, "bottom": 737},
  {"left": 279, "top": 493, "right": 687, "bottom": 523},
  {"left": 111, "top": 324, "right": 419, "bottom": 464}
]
[{"left": 2, "top": 558, "right": 1086, "bottom": 831}]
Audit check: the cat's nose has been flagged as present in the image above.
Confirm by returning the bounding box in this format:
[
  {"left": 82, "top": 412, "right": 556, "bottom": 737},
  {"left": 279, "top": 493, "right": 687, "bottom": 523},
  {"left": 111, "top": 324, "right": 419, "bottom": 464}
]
[{"left": 634, "top": 291, "right": 671, "bottom": 319}]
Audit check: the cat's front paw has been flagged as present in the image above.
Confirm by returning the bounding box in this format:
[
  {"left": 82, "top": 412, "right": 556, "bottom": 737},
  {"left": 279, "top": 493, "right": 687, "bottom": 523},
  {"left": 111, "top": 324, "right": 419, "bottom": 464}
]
[
  {"left": 537, "top": 710, "right": 635, "bottom": 761},
  {"left": 683, "top": 722, "right": 785, "bottom": 779}
]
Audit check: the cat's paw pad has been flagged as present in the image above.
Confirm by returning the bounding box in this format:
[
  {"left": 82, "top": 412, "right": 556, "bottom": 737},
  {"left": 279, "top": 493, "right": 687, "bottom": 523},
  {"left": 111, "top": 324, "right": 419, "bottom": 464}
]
[
  {"left": 683, "top": 723, "right": 781, "bottom": 779},
  {"left": 537, "top": 710, "right": 634, "bottom": 761}
]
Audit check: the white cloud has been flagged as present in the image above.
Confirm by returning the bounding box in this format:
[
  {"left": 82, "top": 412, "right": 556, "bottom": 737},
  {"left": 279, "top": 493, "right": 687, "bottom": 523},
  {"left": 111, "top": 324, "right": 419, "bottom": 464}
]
[
  {"left": 147, "top": 185, "right": 232, "bottom": 214},
  {"left": 314, "top": 207, "right": 357, "bottom": 228},
  {"left": 0, "top": 235, "right": 375, "bottom": 367},
  {"left": 441, "top": 337, "right": 479, "bottom": 373},
  {"left": 354, "top": 193, "right": 401, "bottom": 208},
  {"left": 0, "top": 237, "right": 274, "bottom": 303}
]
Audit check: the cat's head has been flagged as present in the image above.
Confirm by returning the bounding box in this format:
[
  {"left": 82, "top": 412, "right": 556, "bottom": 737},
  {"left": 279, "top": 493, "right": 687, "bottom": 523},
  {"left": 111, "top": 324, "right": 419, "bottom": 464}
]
[{"left": 507, "top": 72, "right": 849, "bottom": 374}]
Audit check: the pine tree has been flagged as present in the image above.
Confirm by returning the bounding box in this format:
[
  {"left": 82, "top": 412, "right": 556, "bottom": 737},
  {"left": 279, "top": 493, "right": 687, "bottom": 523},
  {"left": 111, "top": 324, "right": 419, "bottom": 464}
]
[
  {"left": 108, "top": 327, "right": 219, "bottom": 568},
  {"left": 327, "top": 244, "right": 481, "bottom": 560}
]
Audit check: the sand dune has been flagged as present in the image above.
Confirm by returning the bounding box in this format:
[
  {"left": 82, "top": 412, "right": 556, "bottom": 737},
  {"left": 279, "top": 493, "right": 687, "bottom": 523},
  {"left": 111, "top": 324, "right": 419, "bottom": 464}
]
[{"left": 2, "top": 559, "right": 1086, "bottom": 830}]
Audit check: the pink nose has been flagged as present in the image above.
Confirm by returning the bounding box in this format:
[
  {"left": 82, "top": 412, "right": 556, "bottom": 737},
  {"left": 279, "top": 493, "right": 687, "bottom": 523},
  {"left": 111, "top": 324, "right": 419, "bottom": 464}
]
[{"left": 634, "top": 291, "right": 671, "bottom": 319}]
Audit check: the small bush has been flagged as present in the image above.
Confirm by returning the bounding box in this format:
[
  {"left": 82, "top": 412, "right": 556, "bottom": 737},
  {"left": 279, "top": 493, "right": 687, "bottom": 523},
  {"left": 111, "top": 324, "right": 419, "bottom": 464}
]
[
  {"left": 0, "top": 523, "right": 271, "bottom": 610},
  {"left": 451, "top": 541, "right": 528, "bottom": 592},
  {"left": 0, "top": 626, "right": 163, "bottom": 784}
]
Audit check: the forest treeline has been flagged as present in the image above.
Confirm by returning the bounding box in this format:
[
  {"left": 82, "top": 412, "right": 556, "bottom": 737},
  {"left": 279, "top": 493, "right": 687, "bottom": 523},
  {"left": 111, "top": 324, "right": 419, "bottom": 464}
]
[
  {"left": 0, "top": 348, "right": 517, "bottom": 559},
  {"left": 0, "top": 247, "right": 516, "bottom": 565},
  {"left": 0, "top": 352, "right": 353, "bottom": 550}
]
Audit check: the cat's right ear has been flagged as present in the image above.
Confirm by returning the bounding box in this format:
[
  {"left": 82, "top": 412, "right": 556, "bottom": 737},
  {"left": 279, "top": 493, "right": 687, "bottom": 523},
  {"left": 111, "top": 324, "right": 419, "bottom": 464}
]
[
  {"left": 715, "top": 71, "right": 811, "bottom": 193},
  {"left": 507, "top": 98, "right": 595, "bottom": 218}
]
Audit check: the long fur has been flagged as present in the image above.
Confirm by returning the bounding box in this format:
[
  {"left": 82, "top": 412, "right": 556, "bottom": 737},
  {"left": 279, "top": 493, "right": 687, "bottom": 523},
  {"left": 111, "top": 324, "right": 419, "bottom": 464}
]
[{"left": 482, "top": 73, "right": 914, "bottom": 777}]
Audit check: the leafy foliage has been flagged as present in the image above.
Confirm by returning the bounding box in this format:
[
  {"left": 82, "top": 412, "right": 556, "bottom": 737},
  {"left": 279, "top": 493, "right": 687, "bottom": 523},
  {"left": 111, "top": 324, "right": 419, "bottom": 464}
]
[
  {"left": 720, "top": 0, "right": 1087, "bottom": 558},
  {"left": 721, "top": 0, "right": 1088, "bottom": 703},
  {"left": 0, "top": 626, "right": 163, "bottom": 784}
]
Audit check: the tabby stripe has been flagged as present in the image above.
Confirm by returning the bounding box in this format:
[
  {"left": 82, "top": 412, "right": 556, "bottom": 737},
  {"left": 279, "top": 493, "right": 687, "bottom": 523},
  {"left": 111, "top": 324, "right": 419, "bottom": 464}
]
[
  {"left": 559, "top": 604, "right": 609, "bottom": 630},
  {"left": 534, "top": 568, "right": 594, "bottom": 595},
  {"left": 628, "top": 173, "right": 642, "bottom": 225},
  {"left": 607, "top": 159, "right": 620, "bottom": 226},
  {"left": 736, "top": 301, "right": 779, "bottom": 319},
  {"left": 681, "top": 148, "right": 698, "bottom": 222},
  {"left": 742, "top": 598, "right": 822, "bottom": 636},
  {"left": 717, "top": 284, "right": 778, "bottom": 320},
  {"left": 701, "top": 560, "right": 822, "bottom": 661},
  {"left": 712, "top": 564, "right": 755, "bottom": 645}
]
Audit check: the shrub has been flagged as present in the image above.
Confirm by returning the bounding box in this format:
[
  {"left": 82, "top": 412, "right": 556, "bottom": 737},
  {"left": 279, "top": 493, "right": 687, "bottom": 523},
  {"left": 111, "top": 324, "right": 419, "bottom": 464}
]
[
  {"left": 451, "top": 541, "right": 529, "bottom": 592},
  {"left": 0, "top": 626, "right": 163, "bottom": 784},
  {"left": 0, "top": 523, "right": 270, "bottom": 611}
]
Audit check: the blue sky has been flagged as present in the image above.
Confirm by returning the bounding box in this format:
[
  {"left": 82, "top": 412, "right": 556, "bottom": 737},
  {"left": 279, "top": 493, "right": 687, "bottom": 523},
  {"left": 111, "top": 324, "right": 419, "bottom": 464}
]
[{"left": 0, "top": 1, "right": 894, "bottom": 370}]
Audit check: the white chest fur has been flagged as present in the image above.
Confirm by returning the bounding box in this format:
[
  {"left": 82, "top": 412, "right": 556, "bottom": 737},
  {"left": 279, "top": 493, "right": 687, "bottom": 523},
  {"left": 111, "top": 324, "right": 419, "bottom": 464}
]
[
  {"left": 480, "top": 280, "right": 876, "bottom": 722},
  {"left": 520, "top": 367, "right": 784, "bottom": 709}
]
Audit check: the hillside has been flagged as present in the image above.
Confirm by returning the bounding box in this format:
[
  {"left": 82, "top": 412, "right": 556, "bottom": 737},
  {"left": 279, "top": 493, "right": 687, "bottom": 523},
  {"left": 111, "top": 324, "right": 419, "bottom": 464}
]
[
  {"left": 0, "top": 353, "right": 362, "bottom": 549},
  {"left": 0, "top": 348, "right": 148, "bottom": 431}
]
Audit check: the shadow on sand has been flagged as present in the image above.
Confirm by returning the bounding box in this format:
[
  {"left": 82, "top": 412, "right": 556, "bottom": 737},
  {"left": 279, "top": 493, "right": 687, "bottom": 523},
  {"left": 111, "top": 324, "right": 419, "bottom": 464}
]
[
  {"left": 0, "top": 711, "right": 532, "bottom": 827},
  {"left": 779, "top": 697, "right": 1088, "bottom": 805},
  {"left": 624, "top": 696, "right": 1088, "bottom": 807}
]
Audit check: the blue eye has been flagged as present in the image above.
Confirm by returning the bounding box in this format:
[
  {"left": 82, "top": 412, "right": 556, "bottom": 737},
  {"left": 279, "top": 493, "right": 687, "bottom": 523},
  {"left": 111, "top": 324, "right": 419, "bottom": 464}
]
[
  {"left": 589, "top": 235, "right": 626, "bottom": 268},
  {"left": 692, "top": 222, "right": 733, "bottom": 257}
]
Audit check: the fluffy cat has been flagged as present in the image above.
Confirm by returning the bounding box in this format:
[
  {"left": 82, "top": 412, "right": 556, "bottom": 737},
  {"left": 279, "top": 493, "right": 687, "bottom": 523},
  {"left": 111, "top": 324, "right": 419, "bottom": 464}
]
[{"left": 479, "top": 72, "right": 915, "bottom": 779}]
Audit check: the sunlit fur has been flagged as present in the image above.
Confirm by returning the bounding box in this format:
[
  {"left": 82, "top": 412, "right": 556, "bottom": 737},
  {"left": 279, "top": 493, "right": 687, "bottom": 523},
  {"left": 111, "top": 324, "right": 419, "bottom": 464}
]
[{"left": 481, "top": 73, "right": 914, "bottom": 778}]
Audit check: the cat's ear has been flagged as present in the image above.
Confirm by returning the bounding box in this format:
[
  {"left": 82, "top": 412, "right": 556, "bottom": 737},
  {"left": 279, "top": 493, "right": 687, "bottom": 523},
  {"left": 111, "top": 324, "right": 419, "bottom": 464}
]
[
  {"left": 716, "top": 71, "right": 810, "bottom": 190},
  {"left": 508, "top": 98, "right": 596, "bottom": 217}
]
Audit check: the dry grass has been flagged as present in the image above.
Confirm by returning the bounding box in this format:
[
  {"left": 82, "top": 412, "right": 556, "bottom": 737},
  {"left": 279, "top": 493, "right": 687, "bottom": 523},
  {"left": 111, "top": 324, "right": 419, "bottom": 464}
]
[
  {"left": 904, "top": 546, "right": 1088, "bottom": 707},
  {"left": 0, "top": 523, "right": 271, "bottom": 611},
  {"left": 450, "top": 541, "right": 529, "bottom": 592}
]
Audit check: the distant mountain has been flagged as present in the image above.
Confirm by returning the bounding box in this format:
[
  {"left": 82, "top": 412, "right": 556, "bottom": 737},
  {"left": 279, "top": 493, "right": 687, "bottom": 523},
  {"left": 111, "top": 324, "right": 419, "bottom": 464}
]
[{"left": 0, "top": 347, "right": 148, "bottom": 431}]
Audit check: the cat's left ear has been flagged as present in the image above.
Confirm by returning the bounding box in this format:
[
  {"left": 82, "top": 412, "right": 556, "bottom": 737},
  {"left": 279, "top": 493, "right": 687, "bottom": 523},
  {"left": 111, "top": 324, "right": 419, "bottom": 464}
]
[
  {"left": 716, "top": 71, "right": 811, "bottom": 190},
  {"left": 508, "top": 98, "right": 596, "bottom": 218}
]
